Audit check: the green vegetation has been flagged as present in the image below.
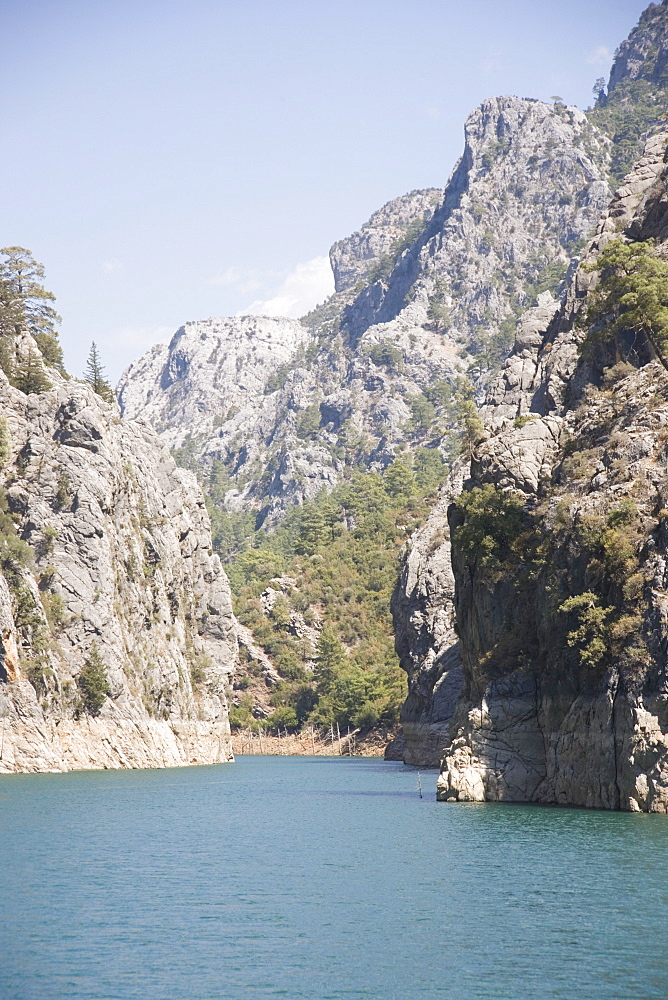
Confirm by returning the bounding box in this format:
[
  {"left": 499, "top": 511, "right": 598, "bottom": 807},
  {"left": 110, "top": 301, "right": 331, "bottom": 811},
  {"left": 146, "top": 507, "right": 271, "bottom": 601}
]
[
  {"left": 451, "top": 485, "right": 526, "bottom": 574},
  {"left": 0, "top": 417, "right": 11, "bottom": 465},
  {"left": 217, "top": 457, "right": 450, "bottom": 733},
  {"left": 85, "top": 342, "right": 115, "bottom": 403},
  {"left": 449, "top": 380, "right": 484, "bottom": 458},
  {"left": 295, "top": 403, "right": 322, "bottom": 440},
  {"left": 77, "top": 645, "right": 110, "bottom": 716},
  {"left": 189, "top": 650, "right": 211, "bottom": 688},
  {"left": 365, "top": 215, "right": 428, "bottom": 286},
  {"left": 589, "top": 77, "right": 668, "bottom": 185},
  {"left": 558, "top": 592, "right": 611, "bottom": 669},
  {"left": 264, "top": 363, "right": 293, "bottom": 394},
  {"left": 364, "top": 340, "right": 404, "bottom": 372},
  {"left": 0, "top": 487, "right": 33, "bottom": 589},
  {"left": 0, "top": 246, "right": 64, "bottom": 378},
  {"left": 466, "top": 319, "right": 517, "bottom": 378},
  {"left": 12, "top": 348, "right": 52, "bottom": 394},
  {"left": 451, "top": 470, "right": 650, "bottom": 687},
  {"left": 579, "top": 238, "right": 668, "bottom": 370},
  {"left": 0, "top": 485, "right": 63, "bottom": 692},
  {"left": 523, "top": 257, "right": 568, "bottom": 304},
  {"left": 426, "top": 277, "right": 452, "bottom": 331}
]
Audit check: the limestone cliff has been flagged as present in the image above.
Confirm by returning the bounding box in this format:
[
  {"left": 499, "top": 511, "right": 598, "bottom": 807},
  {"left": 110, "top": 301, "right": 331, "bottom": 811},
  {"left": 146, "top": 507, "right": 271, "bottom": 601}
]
[
  {"left": 0, "top": 335, "right": 237, "bottom": 773},
  {"left": 394, "top": 132, "right": 668, "bottom": 811}
]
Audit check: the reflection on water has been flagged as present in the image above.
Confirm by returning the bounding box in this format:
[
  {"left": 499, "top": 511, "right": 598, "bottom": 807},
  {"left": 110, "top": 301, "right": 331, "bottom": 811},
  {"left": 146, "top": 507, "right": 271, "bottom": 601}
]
[{"left": 1, "top": 756, "right": 667, "bottom": 999}]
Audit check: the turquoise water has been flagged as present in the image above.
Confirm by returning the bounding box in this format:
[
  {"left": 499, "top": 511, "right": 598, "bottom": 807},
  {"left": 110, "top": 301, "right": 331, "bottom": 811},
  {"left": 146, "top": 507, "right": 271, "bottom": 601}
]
[{"left": 1, "top": 757, "right": 667, "bottom": 1000}]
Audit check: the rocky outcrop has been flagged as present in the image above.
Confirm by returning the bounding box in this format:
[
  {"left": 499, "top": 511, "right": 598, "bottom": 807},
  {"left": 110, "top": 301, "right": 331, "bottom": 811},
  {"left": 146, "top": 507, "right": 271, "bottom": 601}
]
[
  {"left": 343, "top": 96, "right": 610, "bottom": 343},
  {"left": 329, "top": 189, "right": 443, "bottom": 293},
  {"left": 118, "top": 315, "right": 310, "bottom": 451},
  {"left": 394, "top": 129, "right": 668, "bottom": 811},
  {"left": 390, "top": 462, "right": 467, "bottom": 766},
  {"left": 0, "top": 338, "right": 237, "bottom": 772},
  {"left": 608, "top": 1, "right": 668, "bottom": 91}
]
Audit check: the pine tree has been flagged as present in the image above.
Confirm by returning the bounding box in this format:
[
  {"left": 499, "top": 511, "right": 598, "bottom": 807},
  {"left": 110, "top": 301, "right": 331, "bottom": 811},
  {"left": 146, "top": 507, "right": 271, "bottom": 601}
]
[
  {"left": 581, "top": 238, "right": 668, "bottom": 372},
  {"left": 0, "top": 247, "right": 64, "bottom": 371},
  {"left": 0, "top": 417, "right": 11, "bottom": 465},
  {"left": 12, "top": 347, "right": 52, "bottom": 394},
  {"left": 84, "top": 342, "right": 114, "bottom": 403},
  {"left": 313, "top": 625, "right": 347, "bottom": 692},
  {"left": 77, "top": 644, "right": 110, "bottom": 716}
]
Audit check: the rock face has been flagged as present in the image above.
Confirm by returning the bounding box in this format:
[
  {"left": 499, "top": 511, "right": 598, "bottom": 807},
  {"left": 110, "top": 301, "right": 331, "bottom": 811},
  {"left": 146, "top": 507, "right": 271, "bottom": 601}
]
[
  {"left": 119, "top": 98, "right": 611, "bottom": 525},
  {"left": 118, "top": 315, "right": 310, "bottom": 451},
  {"left": 0, "top": 337, "right": 237, "bottom": 773},
  {"left": 329, "top": 189, "right": 443, "bottom": 293},
  {"left": 394, "top": 131, "right": 668, "bottom": 811},
  {"left": 608, "top": 1, "right": 668, "bottom": 91},
  {"left": 343, "top": 97, "right": 610, "bottom": 344}
]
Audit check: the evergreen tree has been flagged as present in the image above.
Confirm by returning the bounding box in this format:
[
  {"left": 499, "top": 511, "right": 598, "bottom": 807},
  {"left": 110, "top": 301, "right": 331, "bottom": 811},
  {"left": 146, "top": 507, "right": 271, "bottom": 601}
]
[
  {"left": 313, "top": 625, "right": 347, "bottom": 691},
  {"left": 0, "top": 247, "right": 64, "bottom": 371},
  {"left": 383, "top": 458, "right": 416, "bottom": 500},
  {"left": 581, "top": 238, "right": 668, "bottom": 371},
  {"left": 0, "top": 417, "right": 10, "bottom": 465},
  {"left": 455, "top": 397, "right": 484, "bottom": 457},
  {"left": 12, "top": 347, "right": 52, "bottom": 394},
  {"left": 77, "top": 644, "right": 110, "bottom": 716},
  {"left": 84, "top": 342, "right": 114, "bottom": 402},
  {"left": 297, "top": 503, "right": 328, "bottom": 554}
]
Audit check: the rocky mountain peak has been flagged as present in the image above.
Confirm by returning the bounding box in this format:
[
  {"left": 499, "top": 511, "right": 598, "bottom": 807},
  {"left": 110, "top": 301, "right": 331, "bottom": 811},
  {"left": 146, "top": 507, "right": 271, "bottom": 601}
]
[
  {"left": 116, "top": 91, "right": 613, "bottom": 536},
  {"left": 393, "top": 127, "right": 668, "bottom": 810},
  {"left": 342, "top": 95, "right": 610, "bottom": 344},
  {"left": 118, "top": 315, "right": 310, "bottom": 452},
  {"left": 608, "top": 2, "right": 668, "bottom": 92}
]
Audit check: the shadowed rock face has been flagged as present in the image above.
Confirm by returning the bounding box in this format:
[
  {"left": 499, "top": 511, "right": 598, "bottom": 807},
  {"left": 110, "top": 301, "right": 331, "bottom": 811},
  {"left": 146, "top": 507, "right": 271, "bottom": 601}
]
[
  {"left": 394, "top": 132, "right": 668, "bottom": 812},
  {"left": 0, "top": 337, "right": 237, "bottom": 773}
]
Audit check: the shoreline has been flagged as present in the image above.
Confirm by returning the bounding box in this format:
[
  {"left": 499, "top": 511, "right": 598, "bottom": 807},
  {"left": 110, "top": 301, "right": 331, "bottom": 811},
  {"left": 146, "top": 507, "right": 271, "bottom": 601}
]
[{"left": 231, "top": 726, "right": 399, "bottom": 759}]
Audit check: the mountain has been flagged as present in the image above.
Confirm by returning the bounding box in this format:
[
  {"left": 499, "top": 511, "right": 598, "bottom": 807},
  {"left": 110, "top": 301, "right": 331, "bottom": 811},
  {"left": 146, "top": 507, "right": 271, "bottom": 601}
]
[
  {"left": 589, "top": 0, "right": 668, "bottom": 182},
  {"left": 120, "top": 96, "right": 611, "bottom": 525},
  {"left": 114, "top": 94, "right": 612, "bottom": 736},
  {"left": 393, "top": 127, "right": 668, "bottom": 812},
  {"left": 389, "top": 3, "right": 668, "bottom": 811},
  {"left": 0, "top": 330, "right": 236, "bottom": 772},
  {"left": 114, "top": 3, "right": 668, "bottom": 776}
]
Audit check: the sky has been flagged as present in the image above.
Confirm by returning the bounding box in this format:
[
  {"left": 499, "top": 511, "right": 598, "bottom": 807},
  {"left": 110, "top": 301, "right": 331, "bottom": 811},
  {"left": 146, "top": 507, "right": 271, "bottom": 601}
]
[{"left": 0, "top": 0, "right": 652, "bottom": 382}]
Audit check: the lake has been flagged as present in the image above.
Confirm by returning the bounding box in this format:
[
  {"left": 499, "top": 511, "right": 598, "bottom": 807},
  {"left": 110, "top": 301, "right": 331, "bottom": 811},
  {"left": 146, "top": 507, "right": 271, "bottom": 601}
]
[{"left": 1, "top": 756, "right": 667, "bottom": 999}]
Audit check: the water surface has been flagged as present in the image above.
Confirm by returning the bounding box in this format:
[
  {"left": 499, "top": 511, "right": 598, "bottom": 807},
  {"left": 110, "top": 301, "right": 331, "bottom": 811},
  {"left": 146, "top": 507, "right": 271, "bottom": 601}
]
[{"left": 1, "top": 756, "right": 667, "bottom": 999}]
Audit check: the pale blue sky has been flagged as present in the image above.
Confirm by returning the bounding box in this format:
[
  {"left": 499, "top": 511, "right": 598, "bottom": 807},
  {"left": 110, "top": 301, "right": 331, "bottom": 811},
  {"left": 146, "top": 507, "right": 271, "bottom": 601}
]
[{"left": 0, "top": 0, "right": 650, "bottom": 381}]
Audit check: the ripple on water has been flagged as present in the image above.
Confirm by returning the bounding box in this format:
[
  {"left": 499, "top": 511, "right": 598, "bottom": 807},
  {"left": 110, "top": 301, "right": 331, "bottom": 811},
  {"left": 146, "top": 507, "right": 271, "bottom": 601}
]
[{"left": 1, "top": 756, "right": 667, "bottom": 1000}]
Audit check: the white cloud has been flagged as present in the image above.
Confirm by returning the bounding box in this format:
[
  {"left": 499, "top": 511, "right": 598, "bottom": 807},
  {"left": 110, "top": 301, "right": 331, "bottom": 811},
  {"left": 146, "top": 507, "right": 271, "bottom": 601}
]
[
  {"left": 239, "top": 256, "right": 334, "bottom": 318},
  {"left": 209, "top": 265, "right": 264, "bottom": 293},
  {"left": 101, "top": 258, "right": 124, "bottom": 273},
  {"left": 587, "top": 45, "right": 612, "bottom": 68}
]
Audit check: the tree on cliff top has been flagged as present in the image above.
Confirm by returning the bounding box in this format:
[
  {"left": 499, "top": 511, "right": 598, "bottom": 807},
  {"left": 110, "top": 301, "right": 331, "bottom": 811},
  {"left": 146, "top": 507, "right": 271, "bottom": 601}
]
[
  {"left": 0, "top": 246, "right": 64, "bottom": 371},
  {"left": 85, "top": 341, "right": 115, "bottom": 403}
]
